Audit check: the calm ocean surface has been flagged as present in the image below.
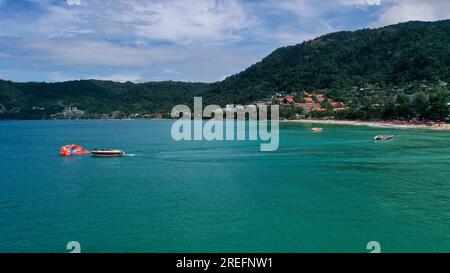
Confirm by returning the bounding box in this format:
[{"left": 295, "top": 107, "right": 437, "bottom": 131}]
[{"left": 0, "top": 120, "right": 449, "bottom": 253}]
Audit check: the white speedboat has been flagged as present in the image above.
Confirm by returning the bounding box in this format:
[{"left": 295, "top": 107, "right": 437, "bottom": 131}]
[
  {"left": 310, "top": 128, "right": 323, "bottom": 132},
  {"left": 91, "top": 149, "right": 125, "bottom": 157},
  {"left": 374, "top": 135, "right": 394, "bottom": 141}
]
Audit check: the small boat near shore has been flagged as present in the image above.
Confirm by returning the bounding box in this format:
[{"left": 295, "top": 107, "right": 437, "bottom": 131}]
[
  {"left": 374, "top": 135, "right": 394, "bottom": 141},
  {"left": 91, "top": 149, "right": 125, "bottom": 157},
  {"left": 310, "top": 128, "right": 323, "bottom": 132}
]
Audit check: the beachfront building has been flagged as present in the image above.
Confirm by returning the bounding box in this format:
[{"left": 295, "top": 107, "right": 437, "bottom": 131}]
[
  {"left": 255, "top": 92, "right": 347, "bottom": 117},
  {"left": 294, "top": 103, "right": 321, "bottom": 114},
  {"left": 303, "top": 92, "right": 325, "bottom": 102},
  {"left": 52, "top": 107, "right": 85, "bottom": 119},
  {"left": 64, "top": 107, "right": 84, "bottom": 118},
  {"left": 303, "top": 97, "right": 314, "bottom": 103},
  {"left": 281, "top": 96, "right": 295, "bottom": 105}
]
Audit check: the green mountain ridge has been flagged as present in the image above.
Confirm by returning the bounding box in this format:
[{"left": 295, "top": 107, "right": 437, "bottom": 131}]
[{"left": 1, "top": 20, "right": 450, "bottom": 119}]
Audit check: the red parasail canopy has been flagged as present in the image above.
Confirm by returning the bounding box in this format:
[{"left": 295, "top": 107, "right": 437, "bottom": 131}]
[{"left": 59, "top": 144, "right": 90, "bottom": 156}]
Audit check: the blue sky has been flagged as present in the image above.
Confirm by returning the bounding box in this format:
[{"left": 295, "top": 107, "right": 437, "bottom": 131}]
[{"left": 0, "top": 0, "right": 449, "bottom": 83}]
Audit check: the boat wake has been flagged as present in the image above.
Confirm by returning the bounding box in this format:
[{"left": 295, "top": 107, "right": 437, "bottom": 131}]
[{"left": 124, "top": 154, "right": 139, "bottom": 157}]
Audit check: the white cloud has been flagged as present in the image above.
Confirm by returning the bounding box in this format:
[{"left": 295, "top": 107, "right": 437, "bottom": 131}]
[
  {"left": 49, "top": 71, "right": 141, "bottom": 83},
  {"left": 50, "top": 71, "right": 75, "bottom": 82},
  {"left": 1, "top": 0, "right": 450, "bottom": 83},
  {"left": 8, "top": 0, "right": 258, "bottom": 45},
  {"left": 341, "top": 0, "right": 382, "bottom": 6},
  {"left": 163, "top": 69, "right": 181, "bottom": 75},
  {"left": 269, "top": 0, "right": 320, "bottom": 18},
  {"left": 85, "top": 73, "right": 142, "bottom": 83},
  {"left": 0, "top": 35, "right": 263, "bottom": 82},
  {"left": 373, "top": 0, "right": 450, "bottom": 27},
  {"left": 66, "top": 0, "right": 81, "bottom": 6},
  {"left": 22, "top": 39, "right": 185, "bottom": 67},
  {"left": 273, "top": 0, "right": 450, "bottom": 35},
  {"left": 117, "top": 0, "right": 258, "bottom": 44}
]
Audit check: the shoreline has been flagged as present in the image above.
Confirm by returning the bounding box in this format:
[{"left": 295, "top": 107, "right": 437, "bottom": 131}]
[
  {"left": 1, "top": 118, "right": 450, "bottom": 131},
  {"left": 282, "top": 119, "right": 450, "bottom": 131}
]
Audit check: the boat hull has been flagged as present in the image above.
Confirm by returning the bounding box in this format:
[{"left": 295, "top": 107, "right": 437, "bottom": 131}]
[
  {"left": 374, "top": 135, "right": 394, "bottom": 141},
  {"left": 91, "top": 150, "right": 124, "bottom": 157},
  {"left": 310, "top": 128, "right": 323, "bottom": 132}
]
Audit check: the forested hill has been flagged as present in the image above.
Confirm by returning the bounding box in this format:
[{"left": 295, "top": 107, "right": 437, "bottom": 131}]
[
  {"left": 0, "top": 80, "right": 210, "bottom": 119},
  {"left": 1, "top": 20, "right": 450, "bottom": 119},
  {"left": 207, "top": 19, "right": 450, "bottom": 105}
]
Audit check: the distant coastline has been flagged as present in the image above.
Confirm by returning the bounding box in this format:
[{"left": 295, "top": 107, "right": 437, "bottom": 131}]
[{"left": 282, "top": 119, "right": 450, "bottom": 131}]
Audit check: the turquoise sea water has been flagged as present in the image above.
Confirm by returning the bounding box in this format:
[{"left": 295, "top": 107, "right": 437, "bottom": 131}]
[{"left": 0, "top": 120, "right": 449, "bottom": 253}]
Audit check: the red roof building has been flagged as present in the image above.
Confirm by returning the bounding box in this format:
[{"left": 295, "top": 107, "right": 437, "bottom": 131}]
[
  {"left": 311, "top": 107, "right": 326, "bottom": 112},
  {"left": 294, "top": 103, "right": 321, "bottom": 114},
  {"left": 282, "top": 96, "right": 295, "bottom": 104},
  {"left": 331, "top": 102, "right": 345, "bottom": 108}
]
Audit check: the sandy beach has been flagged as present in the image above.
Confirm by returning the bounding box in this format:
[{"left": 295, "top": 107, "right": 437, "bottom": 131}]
[{"left": 282, "top": 119, "right": 450, "bottom": 131}]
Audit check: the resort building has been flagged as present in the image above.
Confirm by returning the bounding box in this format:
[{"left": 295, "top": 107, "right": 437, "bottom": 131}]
[
  {"left": 294, "top": 103, "right": 322, "bottom": 113},
  {"left": 281, "top": 96, "right": 295, "bottom": 105},
  {"left": 303, "top": 92, "right": 325, "bottom": 102},
  {"left": 256, "top": 92, "right": 347, "bottom": 116},
  {"left": 330, "top": 102, "right": 345, "bottom": 108},
  {"left": 52, "top": 107, "right": 85, "bottom": 119}
]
